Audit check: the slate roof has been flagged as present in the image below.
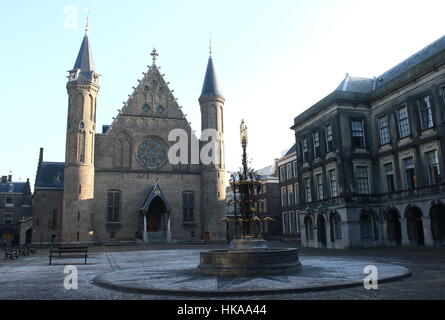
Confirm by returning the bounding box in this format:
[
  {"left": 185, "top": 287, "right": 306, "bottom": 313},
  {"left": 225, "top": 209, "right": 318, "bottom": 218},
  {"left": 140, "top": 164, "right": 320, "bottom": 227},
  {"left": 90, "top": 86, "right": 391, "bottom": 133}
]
[
  {"left": 335, "top": 74, "right": 375, "bottom": 93},
  {"left": 0, "top": 182, "right": 28, "bottom": 193},
  {"left": 284, "top": 144, "right": 297, "bottom": 157},
  {"left": 256, "top": 165, "right": 274, "bottom": 177},
  {"left": 201, "top": 56, "right": 223, "bottom": 97},
  {"left": 294, "top": 35, "right": 445, "bottom": 128},
  {"left": 334, "top": 35, "right": 445, "bottom": 94},
  {"left": 69, "top": 32, "right": 96, "bottom": 82},
  {"left": 35, "top": 162, "right": 64, "bottom": 190},
  {"left": 375, "top": 35, "right": 445, "bottom": 88}
]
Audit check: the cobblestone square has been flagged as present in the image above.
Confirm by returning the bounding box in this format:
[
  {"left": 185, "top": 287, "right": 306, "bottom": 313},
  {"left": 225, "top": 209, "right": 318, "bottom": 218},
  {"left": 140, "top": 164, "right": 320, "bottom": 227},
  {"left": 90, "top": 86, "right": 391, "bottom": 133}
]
[{"left": 1, "top": 243, "right": 444, "bottom": 300}]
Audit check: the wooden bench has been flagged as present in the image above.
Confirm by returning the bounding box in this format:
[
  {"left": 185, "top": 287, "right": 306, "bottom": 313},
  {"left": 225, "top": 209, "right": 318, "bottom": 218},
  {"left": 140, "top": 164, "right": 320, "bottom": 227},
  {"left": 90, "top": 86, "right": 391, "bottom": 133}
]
[
  {"left": 4, "top": 247, "right": 18, "bottom": 261},
  {"left": 18, "top": 246, "right": 30, "bottom": 256},
  {"left": 25, "top": 244, "right": 37, "bottom": 254},
  {"left": 49, "top": 246, "right": 88, "bottom": 265}
]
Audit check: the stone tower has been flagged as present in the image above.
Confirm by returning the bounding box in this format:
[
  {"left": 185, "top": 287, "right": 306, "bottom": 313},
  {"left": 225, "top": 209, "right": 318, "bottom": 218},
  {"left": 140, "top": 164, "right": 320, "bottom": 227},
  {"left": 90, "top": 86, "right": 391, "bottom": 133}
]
[
  {"left": 199, "top": 52, "right": 226, "bottom": 240},
  {"left": 62, "top": 27, "right": 100, "bottom": 242}
]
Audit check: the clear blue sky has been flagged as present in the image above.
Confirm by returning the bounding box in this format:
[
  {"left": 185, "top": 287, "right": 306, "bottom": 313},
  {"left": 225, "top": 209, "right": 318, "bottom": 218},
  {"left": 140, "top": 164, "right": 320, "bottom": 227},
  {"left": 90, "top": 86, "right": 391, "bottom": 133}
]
[{"left": 1, "top": 0, "right": 445, "bottom": 188}]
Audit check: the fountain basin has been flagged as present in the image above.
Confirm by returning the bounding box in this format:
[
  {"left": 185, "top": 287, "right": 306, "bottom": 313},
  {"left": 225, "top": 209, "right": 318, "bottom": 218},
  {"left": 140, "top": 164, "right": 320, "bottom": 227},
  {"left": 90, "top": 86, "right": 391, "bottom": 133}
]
[{"left": 198, "top": 248, "right": 302, "bottom": 276}]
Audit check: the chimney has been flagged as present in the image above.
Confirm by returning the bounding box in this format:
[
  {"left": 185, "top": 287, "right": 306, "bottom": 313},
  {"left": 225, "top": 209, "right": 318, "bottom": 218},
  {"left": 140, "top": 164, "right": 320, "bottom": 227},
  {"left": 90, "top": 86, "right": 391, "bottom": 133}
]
[
  {"left": 39, "top": 147, "right": 44, "bottom": 164},
  {"left": 7, "top": 175, "right": 12, "bottom": 182}
]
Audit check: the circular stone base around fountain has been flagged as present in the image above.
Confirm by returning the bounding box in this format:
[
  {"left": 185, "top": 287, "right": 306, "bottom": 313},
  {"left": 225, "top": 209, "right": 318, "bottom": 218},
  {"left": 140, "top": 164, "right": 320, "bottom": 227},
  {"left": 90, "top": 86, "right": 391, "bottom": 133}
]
[
  {"left": 92, "top": 251, "right": 411, "bottom": 297},
  {"left": 198, "top": 238, "right": 301, "bottom": 276}
]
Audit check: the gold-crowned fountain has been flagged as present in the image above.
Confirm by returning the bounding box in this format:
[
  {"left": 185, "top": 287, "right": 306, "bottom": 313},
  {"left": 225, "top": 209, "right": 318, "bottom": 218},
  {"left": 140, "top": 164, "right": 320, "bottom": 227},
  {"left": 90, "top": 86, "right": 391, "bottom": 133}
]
[{"left": 197, "top": 120, "right": 302, "bottom": 276}]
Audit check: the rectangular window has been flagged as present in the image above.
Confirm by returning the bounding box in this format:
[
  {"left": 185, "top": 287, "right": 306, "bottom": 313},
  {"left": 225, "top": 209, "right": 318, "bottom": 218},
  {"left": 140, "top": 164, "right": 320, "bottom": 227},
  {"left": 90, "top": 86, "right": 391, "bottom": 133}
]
[
  {"left": 282, "top": 212, "right": 289, "bottom": 234},
  {"left": 293, "top": 161, "right": 298, "bottom": 178},
  {"left": 286, "top": 163, "right": 293, "bottom": 180},
  {"left": 302, "top": 138, "right": 309, "bottom": 162},
  {"left": 287, "top": 184, "right": 294, "bottom": 206},
  {"left": 325, "top": 125, "right": 334, "bottom": 152},
  {"left": 289, "top": 211, "right": 296, "bottom": 234},
  {"left": 403, "top": 157, "right": 416, "bottom": 190},
  {"left": 397, "top": 106, "right": 411, "bottom": 138},
  {"left": 279, "top": 166, "right": 286, "bottom": 182},
  {"left": 378, "top": 116, "right": 390, "bottom": 145},
  {"left": 304, "top": 177, "right": 312, "bottom": 203},
  {"left": 426, "top": 150, "right": 441, "bottom": 185},
  {"left": 5, "top": 197, "right": 13, "bottom": 208},
  {"left": 351, "top": 120, "right": 365, "bottom": 148},
  {"left": 328, "top": 169, "right": 338, "bottom": 197},
  {"left": 384, "top": 163, "right": 395, "bottom": 193},
  {"left": 3, "top": 213, "right": 12, "bottom": 225},
  {"left": 107, "top": 191, "right": 121, "bottom": 222},
  {"left": 356, "top": 166, "right": 370, "bottom": 195},
  {"left": 183, "top": 192, "right": 195, "bottom": 222},
  {"left": 418, "top": 95, "right": 434, "bottom": 130},
  {"left": 294, "top": 182, "right": 299, "bottom": 205},
  {"left": 312, "top": 132, "right": 320, "bottom": 158},
  {"left": 315, "top": 173, "right": 323, "bottom": 200},
  {"left": 281, "top": 186, "right": 287, "bottom": 207}
]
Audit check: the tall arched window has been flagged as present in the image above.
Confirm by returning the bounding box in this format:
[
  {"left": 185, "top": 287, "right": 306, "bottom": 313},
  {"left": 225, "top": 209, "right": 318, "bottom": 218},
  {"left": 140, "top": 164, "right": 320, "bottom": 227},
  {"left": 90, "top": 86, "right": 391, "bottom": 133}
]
[
  {"left": 333, "top": 214, "right": 342, "bottom": 240},
  {"left": 89, "top": 95, "right": 94, "bottom": 122},
  {"left": 78, "top": 131, "right": 86, "bottom": 163},
  {"left": 183, "top": 191, "right": 195, "bottom": 223},
  {"left": 107, "top": 191, "right": 121, "bottom": 222},
  {"left": 360, "top": 213, "right": 374, "bottom": 239},
  {"left": 115, "top": 134, "right": 131, "bottom": 168},
  {"left": 305, "top": 216, "right": 314, "bottom": 241}
]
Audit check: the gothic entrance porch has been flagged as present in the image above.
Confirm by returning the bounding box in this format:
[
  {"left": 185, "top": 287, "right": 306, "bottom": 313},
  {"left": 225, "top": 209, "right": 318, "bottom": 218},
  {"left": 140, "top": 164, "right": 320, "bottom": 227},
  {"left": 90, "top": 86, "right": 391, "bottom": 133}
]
[{"left": 140, "top": 182, "right": 172, "bottom": 243}]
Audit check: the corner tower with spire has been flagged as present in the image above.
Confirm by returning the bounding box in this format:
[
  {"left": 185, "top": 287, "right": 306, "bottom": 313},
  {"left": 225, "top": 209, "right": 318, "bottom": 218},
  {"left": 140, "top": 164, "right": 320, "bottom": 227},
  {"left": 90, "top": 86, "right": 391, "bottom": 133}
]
[
  {"left": 199, "top": 46, "right": 226, "bottom": 240},
  {"left": 62, "top": 22, "right": 100, "bottom": 242}
]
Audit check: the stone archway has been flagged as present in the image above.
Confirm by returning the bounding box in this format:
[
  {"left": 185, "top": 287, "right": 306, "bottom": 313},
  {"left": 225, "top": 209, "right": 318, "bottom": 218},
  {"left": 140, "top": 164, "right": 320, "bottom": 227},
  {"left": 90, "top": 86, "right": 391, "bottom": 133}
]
[
  {"left": 317, "top": 215, "right": 327, "bottom": 248},
  {"left": 430, "top": 204, "right": 445, "bottom": 246},
  {"left": 146, "top": 196, "right": 166, "bottom": 232},
  {"left": 140, "top": 182, "right": 172, "bottom": 243},
  {"left": 386, "top": 209, "right": 402, "bottom": 246},
  {"left": 406, "top": 206, "right": 424, "bottom": 246}
]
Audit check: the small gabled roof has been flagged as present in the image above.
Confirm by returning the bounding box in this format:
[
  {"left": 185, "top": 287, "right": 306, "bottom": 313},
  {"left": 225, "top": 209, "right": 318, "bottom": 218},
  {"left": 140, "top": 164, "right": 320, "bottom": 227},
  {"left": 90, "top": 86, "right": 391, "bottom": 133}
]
[
  {"left": 201, "top": 56, "right": 223, "bottom": 98},
  {"left": 35, "top": 162, "right": 64, "bottom": 190},
  {"left": 140, "top": 181, "right": 172, "bottom": 212}
]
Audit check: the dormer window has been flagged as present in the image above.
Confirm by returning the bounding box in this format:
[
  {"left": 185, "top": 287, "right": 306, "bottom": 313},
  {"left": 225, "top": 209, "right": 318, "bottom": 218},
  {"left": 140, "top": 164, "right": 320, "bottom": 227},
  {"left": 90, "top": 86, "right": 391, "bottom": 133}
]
[
  {"left": 5, "top": 197, "right": 13, "bottom": 208},
  {"left": 68, "top": 69, "right": 80, "bottom": 81}
]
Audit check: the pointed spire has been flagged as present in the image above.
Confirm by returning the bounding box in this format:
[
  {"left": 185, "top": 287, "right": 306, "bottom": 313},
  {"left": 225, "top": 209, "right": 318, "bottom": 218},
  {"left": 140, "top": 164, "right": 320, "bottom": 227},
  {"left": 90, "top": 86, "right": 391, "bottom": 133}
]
[
  {"left": 200, "top": 47, "right": 223, "bottom": 98},
  {"left": 68, "top": 14, "right": 98, "bottom": 84}
]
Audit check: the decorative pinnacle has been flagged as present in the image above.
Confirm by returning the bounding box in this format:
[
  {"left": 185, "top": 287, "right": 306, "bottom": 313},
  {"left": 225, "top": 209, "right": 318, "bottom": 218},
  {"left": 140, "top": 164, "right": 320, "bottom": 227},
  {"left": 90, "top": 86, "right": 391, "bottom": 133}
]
[
  {"left": 85, "top": 8, "right": 90, "bottom": 34},
  {"left": 209, "top": 31, "right": 212, "bottom": 57},
  {"left": 151, "top": 48, "right": 159, "bottom": 64}
]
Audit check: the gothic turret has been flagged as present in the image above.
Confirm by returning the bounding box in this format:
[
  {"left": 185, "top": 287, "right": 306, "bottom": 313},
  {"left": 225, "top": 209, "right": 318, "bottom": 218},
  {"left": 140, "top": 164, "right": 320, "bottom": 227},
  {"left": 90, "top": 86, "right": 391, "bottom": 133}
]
[
  {"left": 199, "top": 49, "right": 226, "bottom": 241},
  {"left": 62, "top": 25, "right": 99, "bottom": 242}
]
